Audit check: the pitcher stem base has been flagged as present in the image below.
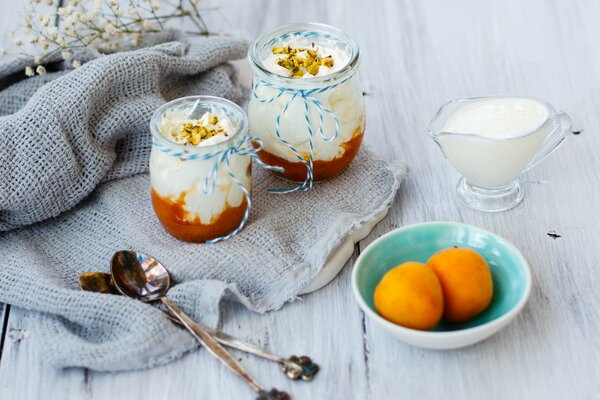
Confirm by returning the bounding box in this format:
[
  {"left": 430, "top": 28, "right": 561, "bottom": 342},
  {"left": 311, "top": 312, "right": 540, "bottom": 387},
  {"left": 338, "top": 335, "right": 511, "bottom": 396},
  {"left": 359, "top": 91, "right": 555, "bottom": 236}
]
[{"left": 456, "top": 178, "right": 524, "bottom": 212}]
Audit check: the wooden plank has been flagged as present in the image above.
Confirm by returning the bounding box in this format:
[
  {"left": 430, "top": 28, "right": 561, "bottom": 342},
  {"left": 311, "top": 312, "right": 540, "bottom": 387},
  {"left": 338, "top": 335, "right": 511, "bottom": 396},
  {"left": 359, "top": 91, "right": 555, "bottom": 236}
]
[{"left": 0, "top": 308, "right": 87, "bottom": 399}]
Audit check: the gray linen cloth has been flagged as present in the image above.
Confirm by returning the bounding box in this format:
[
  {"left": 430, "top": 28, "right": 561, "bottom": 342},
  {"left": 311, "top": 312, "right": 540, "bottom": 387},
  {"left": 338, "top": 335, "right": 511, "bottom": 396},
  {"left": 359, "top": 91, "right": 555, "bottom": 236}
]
[
  {"left": 0, "top": 34, "right": 406, "bottom": 371},
  {"left": 0, "top": 32, "right": 247, "bottom": 230}
]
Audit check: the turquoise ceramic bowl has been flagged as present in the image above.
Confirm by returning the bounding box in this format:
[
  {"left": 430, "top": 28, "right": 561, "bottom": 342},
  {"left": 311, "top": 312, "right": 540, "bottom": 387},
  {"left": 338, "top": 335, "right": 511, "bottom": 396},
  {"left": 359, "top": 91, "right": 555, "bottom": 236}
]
[{"left": 352, "top": 222, "right": 531, "bottom": 349}]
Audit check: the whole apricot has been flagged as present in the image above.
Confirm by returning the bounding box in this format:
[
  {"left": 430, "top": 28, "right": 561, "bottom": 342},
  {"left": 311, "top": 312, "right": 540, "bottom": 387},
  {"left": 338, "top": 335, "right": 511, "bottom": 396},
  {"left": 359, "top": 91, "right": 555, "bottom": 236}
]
[
  {"left": 427, "top": 248, "right": 493, "bottom": 323},
  {"left": 374, "top": 262, "right": 444, "bottom": 330}
]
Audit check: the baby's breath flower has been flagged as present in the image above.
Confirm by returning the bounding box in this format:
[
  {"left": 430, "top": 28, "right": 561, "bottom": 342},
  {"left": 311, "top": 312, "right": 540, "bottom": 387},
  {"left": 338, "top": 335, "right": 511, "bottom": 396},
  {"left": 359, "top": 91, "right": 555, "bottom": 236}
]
[
  {"left": 64, "top": 15, "right": 76, "bottom": 27},
  {"left": 86, "top": 8, "right": 99, "bottom": 20},
  {"left": 111, "top": 4, "right": 121, "bottom": 17},
  {"left": 131, "top": 33, "right": 141, "bottom": 47},
  {"left": 22, "top": 15, "right": 33, "bottom": 29},
  {"left": 44, "top": 26, "right": 58, "bottom": 38},
  {"left": 93, "top": 0, "right": 102, "bottom": 13},
  {"left": 142, "top": 20, "right": 156, "bottom": 31},
  {"left": 15, "top": 0, "right": 211, "bottom": 77},
  {"left": 37, "top": 13, "right": 51, "bottom": 27},
  {"left": 105, "top": 23, "right": 117, "bottom": 36},
  {"left": 56, "top": 36, "right": 67, "bottom": 47}
]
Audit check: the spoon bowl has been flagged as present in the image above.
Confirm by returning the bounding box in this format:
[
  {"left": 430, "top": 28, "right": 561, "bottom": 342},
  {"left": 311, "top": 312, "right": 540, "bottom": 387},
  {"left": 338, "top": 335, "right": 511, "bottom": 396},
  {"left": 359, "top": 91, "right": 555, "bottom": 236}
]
[{"left": 111, "top": 250, "right": 170, "bottom": 302}]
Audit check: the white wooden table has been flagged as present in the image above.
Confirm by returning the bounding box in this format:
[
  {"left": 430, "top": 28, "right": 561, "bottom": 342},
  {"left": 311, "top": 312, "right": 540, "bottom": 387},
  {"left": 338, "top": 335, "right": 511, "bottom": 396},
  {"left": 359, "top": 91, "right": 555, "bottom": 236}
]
[{"left": 2, "top": 1, "right": 600, "bottom": 399}]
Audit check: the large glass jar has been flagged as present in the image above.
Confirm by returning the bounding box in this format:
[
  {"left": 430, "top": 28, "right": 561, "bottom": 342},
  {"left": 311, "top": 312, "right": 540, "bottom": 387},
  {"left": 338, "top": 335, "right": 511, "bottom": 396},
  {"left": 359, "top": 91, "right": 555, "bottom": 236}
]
[
  {"left": 248, "top": 23, "right": 365, "bottom": 190},
  {"left": 149, "top": 96, "right": 252, "bottom": 243}
]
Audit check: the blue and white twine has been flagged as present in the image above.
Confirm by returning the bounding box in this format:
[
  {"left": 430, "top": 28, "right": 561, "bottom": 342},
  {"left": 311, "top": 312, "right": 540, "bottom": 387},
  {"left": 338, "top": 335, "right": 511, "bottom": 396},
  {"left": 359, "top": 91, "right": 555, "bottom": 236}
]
[
  {"left": 153, "top": 135, "right": 283, "bottom": 244},
  {"left": 252, "top": 74, "right": 352, "bottom": 193}
]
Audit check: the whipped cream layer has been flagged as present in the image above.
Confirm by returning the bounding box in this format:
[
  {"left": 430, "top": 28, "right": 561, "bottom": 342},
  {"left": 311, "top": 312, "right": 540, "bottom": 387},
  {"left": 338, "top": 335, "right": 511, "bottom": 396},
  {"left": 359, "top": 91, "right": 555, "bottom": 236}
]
[
  {"left": 159, "top": 106, "right": 236, "bottom": 146},
  {"left": 261, "top": 39, "right": 350, "bottom": 79},
  {"left": 249, "top": 74, "right": 365, "bottom": 162},
  {"left": 151, "top": 107, "right": 250, "bottom": 224}
]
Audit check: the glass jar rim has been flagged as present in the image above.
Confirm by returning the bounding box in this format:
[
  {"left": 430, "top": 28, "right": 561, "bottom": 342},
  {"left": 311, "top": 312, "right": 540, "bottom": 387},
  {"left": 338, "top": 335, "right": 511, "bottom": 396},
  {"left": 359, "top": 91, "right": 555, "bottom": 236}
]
[
  {"left": 248, "top": 22, "right": 361, "bottom": 88},
  {"left": 150, "top": 95, "right": 248, "bottom": 153}
]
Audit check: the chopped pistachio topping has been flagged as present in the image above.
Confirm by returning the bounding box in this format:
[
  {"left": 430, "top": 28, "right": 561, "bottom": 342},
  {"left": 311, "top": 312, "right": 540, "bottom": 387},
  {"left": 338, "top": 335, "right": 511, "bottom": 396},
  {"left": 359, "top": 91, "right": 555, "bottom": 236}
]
[
  {"left": 170, "top": 114, "right": 227, "bottom": 146},
  {"left": 272, "top": 43, "right": 335, "bottom": 78}
]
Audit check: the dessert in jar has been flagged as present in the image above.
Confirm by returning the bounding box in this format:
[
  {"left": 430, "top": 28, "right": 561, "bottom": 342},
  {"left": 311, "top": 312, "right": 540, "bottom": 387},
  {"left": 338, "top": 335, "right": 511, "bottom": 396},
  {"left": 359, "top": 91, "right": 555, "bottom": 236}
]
[
  {"left": 248, "top": 23, "right": 366, "bottom": 190},
  {"left": 149, "top": 96, "right": 252, "bottom": 243},
  {"left": 427, "top": 96, "right": 571, "bottom": 212}
]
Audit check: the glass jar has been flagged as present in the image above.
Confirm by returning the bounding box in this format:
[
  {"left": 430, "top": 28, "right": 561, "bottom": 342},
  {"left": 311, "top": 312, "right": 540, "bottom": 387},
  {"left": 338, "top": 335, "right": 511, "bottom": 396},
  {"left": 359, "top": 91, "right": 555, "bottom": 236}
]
[
  {"left": 149, "top": 96, "right": 252, "bottom": 243},
  {"left": 248, "top": 23, "right": 365, "bottom": 190}
]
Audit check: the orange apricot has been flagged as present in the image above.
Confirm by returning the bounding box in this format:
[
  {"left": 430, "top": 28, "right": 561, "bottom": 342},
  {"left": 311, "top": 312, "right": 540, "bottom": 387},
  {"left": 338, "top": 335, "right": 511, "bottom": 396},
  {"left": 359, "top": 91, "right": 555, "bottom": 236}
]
[
  {"left": 427, "top": 248, "right": 493, "bottom": 323},
  {"left": 374, "top": 262, "right": 444, "bottom": 330}
]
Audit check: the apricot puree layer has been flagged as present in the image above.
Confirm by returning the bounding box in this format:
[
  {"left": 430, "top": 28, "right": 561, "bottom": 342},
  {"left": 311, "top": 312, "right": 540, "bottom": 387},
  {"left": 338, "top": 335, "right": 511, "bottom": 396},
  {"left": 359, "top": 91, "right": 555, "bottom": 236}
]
[
  {"left": 151, "top": 189, "right": 247, "bottom": 243},
  {"left": 256, "top": 128, "right": 365, "bottom": 182}
]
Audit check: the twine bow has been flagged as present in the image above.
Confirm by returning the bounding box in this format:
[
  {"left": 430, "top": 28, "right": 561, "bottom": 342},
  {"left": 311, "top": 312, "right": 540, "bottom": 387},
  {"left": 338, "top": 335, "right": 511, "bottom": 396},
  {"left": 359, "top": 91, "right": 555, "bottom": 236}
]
[{"left": 252, "top": 75, "right": 352, "bottom": 193}]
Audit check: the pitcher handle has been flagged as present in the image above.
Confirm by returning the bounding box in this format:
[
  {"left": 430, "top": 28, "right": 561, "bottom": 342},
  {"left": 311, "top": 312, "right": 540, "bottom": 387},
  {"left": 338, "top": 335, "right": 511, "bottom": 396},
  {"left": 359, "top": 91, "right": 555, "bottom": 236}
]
[{"left": 523, "top": 110, "right": 572, "bottom": 172}]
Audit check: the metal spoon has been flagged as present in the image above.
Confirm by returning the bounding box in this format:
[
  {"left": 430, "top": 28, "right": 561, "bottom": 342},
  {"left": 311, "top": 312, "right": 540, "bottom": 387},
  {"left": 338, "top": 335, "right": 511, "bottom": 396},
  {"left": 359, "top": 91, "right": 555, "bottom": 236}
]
[
  {"left": 79, "top": 272, "right": 319, "bottom": 381},
  {"left": 110, "top": 250, "right": 290, "bottom": 400}
]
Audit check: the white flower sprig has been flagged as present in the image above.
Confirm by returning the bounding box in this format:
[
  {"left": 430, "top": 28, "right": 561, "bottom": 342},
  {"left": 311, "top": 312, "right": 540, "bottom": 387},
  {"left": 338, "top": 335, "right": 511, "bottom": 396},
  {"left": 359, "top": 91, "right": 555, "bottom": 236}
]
[{"left": 7, "top": 0, "right": 213, "bottom": 76}]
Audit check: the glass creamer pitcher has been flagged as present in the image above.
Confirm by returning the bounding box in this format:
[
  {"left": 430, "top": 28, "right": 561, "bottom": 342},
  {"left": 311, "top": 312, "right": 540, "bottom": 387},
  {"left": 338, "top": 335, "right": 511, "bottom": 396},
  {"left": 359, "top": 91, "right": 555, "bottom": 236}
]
[{"left": 427, "top": 96, "right": 572, "bottom": 212}]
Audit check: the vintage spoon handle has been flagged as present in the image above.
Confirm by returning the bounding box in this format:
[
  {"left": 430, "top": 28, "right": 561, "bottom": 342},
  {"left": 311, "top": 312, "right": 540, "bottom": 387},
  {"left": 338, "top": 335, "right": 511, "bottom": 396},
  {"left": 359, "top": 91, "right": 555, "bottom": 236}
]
[
  {"left": 160, "top": 310, "right": 282, "bottom": 362},
  {"left": 209, "top": 330, "right": 283, "bottom": 363},
  {"left": 164, "top": 310, "right": 318, "bottom": 382},
  {"left": 161, "top": 298, "right": 264, "bottom": 392},
  {"left": 161, "top": 298, "right": 290, "bottom": 399}
]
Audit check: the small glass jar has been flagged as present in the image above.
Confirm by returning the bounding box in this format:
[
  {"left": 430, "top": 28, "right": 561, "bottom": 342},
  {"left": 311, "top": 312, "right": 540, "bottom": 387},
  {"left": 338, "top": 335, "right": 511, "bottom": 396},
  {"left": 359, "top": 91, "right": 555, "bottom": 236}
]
[
  {"left": 149, "top": 96, "right": 252, "bottom": 243},
  {"left": 248, "top": 23, "right": 365, "bottom": 187}
]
